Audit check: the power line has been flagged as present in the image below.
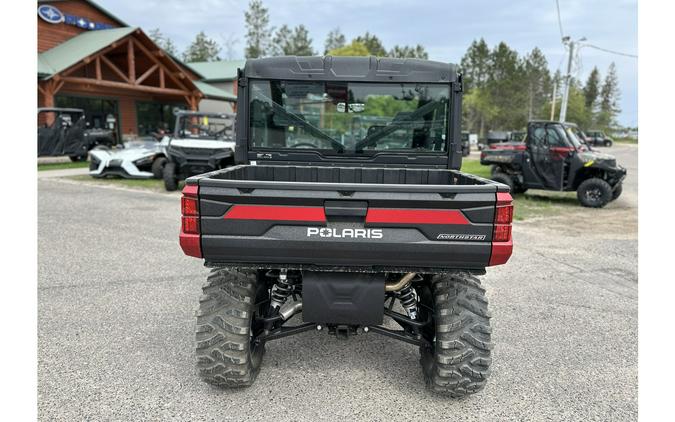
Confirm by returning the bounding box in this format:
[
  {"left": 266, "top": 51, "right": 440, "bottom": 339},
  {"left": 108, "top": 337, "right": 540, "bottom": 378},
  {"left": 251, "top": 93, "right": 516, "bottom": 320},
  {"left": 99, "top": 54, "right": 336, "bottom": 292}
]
[
  {"left": 555, "top": 0, "right": 564, "bottom": 39},
  {"left": 584, "top": 44, "right": 638, "bottom": 58}
]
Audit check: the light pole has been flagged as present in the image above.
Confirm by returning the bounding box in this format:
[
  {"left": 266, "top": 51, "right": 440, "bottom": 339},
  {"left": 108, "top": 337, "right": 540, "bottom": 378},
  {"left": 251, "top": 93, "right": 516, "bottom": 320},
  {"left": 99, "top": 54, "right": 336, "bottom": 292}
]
[{"left": 559, "top": 36, "right": 586, "bottom": 123}]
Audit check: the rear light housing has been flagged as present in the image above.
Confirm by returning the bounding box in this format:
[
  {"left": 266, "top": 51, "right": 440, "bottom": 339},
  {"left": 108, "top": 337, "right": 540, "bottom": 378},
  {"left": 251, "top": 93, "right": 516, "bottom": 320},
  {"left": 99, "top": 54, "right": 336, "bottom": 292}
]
[
  {"left": 179, "top": 184, "right": 202, "bottom": 258},
  {"left": 489, "top": 192, "right": 513, "bottom": 266}
]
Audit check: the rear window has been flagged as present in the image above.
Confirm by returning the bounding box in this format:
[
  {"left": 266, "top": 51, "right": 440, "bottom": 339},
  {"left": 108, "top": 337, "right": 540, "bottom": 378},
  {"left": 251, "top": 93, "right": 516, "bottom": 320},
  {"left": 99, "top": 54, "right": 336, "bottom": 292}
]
[{"left": 248, "top": 80, "right": 450, "bottom": 155}]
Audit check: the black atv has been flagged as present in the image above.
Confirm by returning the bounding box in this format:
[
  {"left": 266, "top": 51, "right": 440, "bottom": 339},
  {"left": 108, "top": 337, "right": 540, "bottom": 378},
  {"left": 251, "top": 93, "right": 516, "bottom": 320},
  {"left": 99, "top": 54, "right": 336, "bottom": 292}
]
[
  {"left": 480, "top": 120, "right": 626, "bottom": 208},
  {"left": 162, "top": 111, "right": 236, "bottom": 191},
  {"left": 38, "top": 108, "right": 115, "bottom": 162}
]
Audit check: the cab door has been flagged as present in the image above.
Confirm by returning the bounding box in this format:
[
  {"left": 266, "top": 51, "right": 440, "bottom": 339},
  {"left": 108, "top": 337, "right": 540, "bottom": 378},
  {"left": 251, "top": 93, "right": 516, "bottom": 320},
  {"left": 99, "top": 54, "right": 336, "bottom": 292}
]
[{"left": 526, "top": 122, "right": 567, "bottom": 190}]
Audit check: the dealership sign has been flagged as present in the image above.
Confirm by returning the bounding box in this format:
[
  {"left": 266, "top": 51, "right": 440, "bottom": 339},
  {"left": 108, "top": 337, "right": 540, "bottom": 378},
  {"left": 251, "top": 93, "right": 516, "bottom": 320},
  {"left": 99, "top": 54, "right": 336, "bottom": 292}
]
[{"left": 38, "top": 4, "right": 114, "bottom": 30}]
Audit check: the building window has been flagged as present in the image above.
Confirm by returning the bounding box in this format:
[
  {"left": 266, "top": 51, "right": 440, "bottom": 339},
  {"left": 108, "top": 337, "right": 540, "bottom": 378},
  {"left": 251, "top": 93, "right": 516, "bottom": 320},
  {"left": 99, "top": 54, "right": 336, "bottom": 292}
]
[{"left": 136, "top": 102, "right": 185, "bottom": 136}]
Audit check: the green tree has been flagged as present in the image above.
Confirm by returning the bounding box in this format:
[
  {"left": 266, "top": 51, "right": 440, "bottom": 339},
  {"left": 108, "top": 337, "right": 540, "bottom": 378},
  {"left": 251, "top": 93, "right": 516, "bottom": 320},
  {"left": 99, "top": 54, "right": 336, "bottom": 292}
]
[
  {"left": 272, "top": 24, "right": 292, "bottom": 55},
  {"left": 289, "top": 25, "right": 315, "bottom": 56},
  {"left": 486, "top": 42, "right": 526, "bottom": 131},
  {"left": 328, "top": 40, "right": 370, "bottom": 56},
  {"left": 324, "top": 28, "right": 346, "bottom": 54},
  {"left": 597, "top": 62, "right": 621, "bottom": 129},
  {"left": 522, "top": 47, "right": 551, "bottom": 121},
  {"left": 244, "top": 0, "right": 272, "bottom": 58},
  {"left": 355, "top": 32, "right": 387, "bottom": 56},
  {"left": 460, "top": 38, "right": 491, "bottom": 90},
  {"left": 583, "top": 66, "right": 601, "bottom": 111},
  {"left": 148, "top": 28, "right": 177, "bottom": 56},
  {"left": 183, "top": 31, "right": 221, "bottom": 62},
  {"left": 388, "top": 44, "right": 428, "bottom": 59},
  {"left": 272, "top": 25, "right": 315, "bottom": 56}
]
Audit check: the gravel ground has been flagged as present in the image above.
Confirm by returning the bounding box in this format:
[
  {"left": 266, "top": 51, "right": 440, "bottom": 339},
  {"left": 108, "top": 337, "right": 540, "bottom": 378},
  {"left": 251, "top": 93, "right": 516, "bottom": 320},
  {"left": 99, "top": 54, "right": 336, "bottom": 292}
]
[{"left": 38, "top": 144, "right": 637, "bottom": 421}]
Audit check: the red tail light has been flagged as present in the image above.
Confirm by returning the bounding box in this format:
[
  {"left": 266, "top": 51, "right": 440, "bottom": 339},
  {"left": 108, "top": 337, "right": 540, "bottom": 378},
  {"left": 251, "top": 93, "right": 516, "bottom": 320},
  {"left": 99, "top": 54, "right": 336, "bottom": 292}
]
[
  {"left": 489, "top": 192, "right": 513, "bottom": 266},
  {"left": 180, "top": 184, "right": 202, "bottom": 258},
  {"left": 181, "top": 197, "right": 198, "bottom": 216}
]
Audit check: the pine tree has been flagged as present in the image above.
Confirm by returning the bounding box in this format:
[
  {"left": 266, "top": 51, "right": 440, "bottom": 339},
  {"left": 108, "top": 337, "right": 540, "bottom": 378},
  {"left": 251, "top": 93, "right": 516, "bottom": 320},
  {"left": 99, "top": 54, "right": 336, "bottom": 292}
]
[
  {"left": 388, "top": 44, "right": 428, "bottom": 59},
  {"left": 597, "top": 62, "right": 621, "bottom": 129},
  {"left": 354, "top": 32, "right": 387, "bottom": 56},
  {"left": 460, "top": 38, "right": 490, "bottom": 90},
  {"left": 182, "top": 31, "right": 221, "bottom": 62},
  {"left": 289, "top": 25, "right": 315, "bottom": 56},
  {"left": 324, "top": 28, "right": 346, "bottom": 54},
  {"left": 272, "top": 24, "right": 292, "bottom": 56},
  {"left": 522, "top": 47, "right": 551, "bottom": 121},
  {"left": 148, "top": 28, "right": 177, "bottom": 56},
  {"left": 244, "top": 0, "right": 272, "bottom": 58},
  {"left": 583, "top": 67, "right": 601, "bottom": 111}
]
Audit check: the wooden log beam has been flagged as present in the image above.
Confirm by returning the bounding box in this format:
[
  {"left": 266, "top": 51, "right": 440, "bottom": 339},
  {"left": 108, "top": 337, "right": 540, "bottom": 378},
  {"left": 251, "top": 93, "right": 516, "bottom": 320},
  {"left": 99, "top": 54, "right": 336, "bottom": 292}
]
[
  {"left": 159, "top": 67, "right": 165, "bottom": 88},
  {"left": 135, "top": 64, "right": 159, "bottom": 85},
  {"left": 100, "top": 55, "right": 129, "bottom": 83},
  {"left": 127, "top": 39, "right": 135, "bottom": 83},
  {"left": 95, "top": 56, "right": 102, "bottom": 80},
  {"left": 131, "top": 39, "right": 190, "bottom": 91},
  {"left": 61, "top": 76, "right": 190, "bottom": 96}
]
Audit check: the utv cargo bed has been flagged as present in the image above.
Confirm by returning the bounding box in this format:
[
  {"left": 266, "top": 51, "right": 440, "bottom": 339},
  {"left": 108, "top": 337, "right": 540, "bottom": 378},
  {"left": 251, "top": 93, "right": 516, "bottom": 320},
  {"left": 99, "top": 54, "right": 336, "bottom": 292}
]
[{"left": 185, "top": 164, "right": 510, "bottom": 272}]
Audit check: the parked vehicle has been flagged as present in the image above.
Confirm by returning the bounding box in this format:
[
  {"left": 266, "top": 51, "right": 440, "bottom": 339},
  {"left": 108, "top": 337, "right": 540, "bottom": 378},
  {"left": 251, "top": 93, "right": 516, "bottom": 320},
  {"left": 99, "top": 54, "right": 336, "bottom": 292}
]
[
  {"left": 162, "top": 111, "right": 236, "bottom": 191},
  {"left": 487, "top": 130, "right": 509, "bottom": 146},
  {"left": 585, "top": 130, "right": 614, "bottom": 147},
  {"left": 509, "top": 131, "right": 526, "bottom": 143},
  {"left": 179, "top": 56, "right": 514, "bottom": 396},
  {"left": 481, "top": 120, "right": 626, "bottom": 207},
  {"left": 38, "top": 108, "right": 115, "bottom": 161},
  {"left": 461, "top": 131, "right": 471, "bottom": 156},
  {"left": 89, "top": 137, "right": 168, "bottom": 179}
]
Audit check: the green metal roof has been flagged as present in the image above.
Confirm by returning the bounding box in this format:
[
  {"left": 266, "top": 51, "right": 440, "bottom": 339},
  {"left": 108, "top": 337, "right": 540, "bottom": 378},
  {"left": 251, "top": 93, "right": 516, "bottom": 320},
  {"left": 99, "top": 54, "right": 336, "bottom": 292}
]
[
  {"left": 186, "top": 60, "right": 245, "bottom": 81},
  {"left": 193, "top": 81, "right": 237, "bottom": 102},
  {"left": 38, "top": 27, "right": 136, "bottom": 79}
]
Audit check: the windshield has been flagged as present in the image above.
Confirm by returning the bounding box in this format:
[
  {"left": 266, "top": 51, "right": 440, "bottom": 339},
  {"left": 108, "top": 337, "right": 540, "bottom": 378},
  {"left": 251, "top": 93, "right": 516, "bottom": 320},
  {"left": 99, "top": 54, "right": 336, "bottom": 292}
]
[
  {"left": 176, "top": 115, "right": 234, "bottom": 140},
  {"left": 564, "top": 127, "right": 584, "bottom": 148},
  {"left": 249, "top": 80, "right": 450, "bottom": 154}
]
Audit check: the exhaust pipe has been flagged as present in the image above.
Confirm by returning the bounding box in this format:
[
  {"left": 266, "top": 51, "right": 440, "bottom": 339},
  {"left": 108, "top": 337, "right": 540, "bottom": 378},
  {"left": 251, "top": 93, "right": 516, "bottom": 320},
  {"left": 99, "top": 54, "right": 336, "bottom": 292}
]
[
  {"left": 385, "top": 272, "right": 416, "bottom": 292},
  {"left": 279, "top": 301, "right": 303, "bottom": 321}
]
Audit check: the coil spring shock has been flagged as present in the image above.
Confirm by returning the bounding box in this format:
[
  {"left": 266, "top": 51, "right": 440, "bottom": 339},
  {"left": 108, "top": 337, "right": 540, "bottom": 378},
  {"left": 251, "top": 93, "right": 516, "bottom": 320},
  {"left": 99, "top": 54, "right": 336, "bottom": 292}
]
[
  {"left": 270, "top": 269, "right": 294, "bottom": 312},
  {"left": 398, "top": 284, "right": 418, "bottom": 320}
]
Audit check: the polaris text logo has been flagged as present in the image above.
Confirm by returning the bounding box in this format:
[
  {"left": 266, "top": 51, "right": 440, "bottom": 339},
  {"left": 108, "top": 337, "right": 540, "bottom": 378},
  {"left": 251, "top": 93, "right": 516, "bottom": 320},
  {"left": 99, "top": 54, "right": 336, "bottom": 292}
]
[
  {"left": 307, "top": 227, "right": 383, "bottom": 239},
  {"left": 437, "top": 234, "right": 486, "bottom": 241}
]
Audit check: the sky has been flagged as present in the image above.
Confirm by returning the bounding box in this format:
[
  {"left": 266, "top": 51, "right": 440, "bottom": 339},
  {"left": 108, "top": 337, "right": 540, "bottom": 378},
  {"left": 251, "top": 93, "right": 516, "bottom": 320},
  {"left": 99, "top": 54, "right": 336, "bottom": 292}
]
[{"left": 106, "top": 0, "right": 638, "bottom": 127}]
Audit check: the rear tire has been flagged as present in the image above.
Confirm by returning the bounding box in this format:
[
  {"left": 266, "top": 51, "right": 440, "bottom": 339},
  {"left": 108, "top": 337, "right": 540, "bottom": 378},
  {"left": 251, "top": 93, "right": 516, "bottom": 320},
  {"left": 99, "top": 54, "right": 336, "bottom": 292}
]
[
  {"left": 491, "top": 172, "right": 514, "bottom": 193},
  {"left": 151, "top": 157, "right": 167, "bottom": 179},
  {"left": 69, "top": 155, "right": 86, "bottom": 162},
  {"left": 611, "top": 183, "right": 623, "bottom": 201},
  {"left": 604, "top": 140, "right": 613, "bottom": 147},
  {"left": 163, "top": 161, "right": 178, "bottom": 191},
  {"left": 195, "top": 269, "right": 268, "bottom": 388},
  {"left": 418, "top": 272, "right": 492, "bottom": 397},
  {"left": 577, "top": 177, "right": 613, "bottom": 208}
]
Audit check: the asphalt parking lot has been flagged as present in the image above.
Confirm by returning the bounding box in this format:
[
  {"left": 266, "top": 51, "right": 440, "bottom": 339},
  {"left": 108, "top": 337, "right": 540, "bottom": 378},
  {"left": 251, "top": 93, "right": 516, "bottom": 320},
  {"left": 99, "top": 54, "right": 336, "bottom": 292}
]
[{"left": 38, "top": 144, "right": 637, "bottom": 421}]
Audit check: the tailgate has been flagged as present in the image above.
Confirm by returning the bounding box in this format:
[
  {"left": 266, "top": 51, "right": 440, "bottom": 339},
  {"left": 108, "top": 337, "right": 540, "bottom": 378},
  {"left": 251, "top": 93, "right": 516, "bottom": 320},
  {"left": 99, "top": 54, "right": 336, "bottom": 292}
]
[{"left": 192, "top": 181, "right": 506, "bottom": 271}]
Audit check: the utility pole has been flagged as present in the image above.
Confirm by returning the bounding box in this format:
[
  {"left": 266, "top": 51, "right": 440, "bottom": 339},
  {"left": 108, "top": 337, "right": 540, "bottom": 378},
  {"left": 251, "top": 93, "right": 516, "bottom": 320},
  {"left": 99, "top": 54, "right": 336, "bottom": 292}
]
[
  {"left": 559, "top": 40, "right": 574, "bottom": 122},
  {"left": 550, "top": 79, "right": 558, "bottom": 121},
  {"left": 559, "top": 36, "right": 586, "bottom": 122}
]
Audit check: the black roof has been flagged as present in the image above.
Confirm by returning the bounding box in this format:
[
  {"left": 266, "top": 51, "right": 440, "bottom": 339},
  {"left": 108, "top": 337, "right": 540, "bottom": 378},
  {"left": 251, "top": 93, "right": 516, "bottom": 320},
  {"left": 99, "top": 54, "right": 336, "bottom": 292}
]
[{"left": 243, "top": 56, "right": 457, "bottom": 83}]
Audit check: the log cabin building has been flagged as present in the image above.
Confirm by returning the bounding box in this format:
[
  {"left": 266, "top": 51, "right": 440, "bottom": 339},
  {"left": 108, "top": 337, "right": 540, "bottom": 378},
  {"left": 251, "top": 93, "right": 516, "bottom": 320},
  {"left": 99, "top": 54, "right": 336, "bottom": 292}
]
[{"left": 37, "top": 0, "right": 237, "bottom": 141}]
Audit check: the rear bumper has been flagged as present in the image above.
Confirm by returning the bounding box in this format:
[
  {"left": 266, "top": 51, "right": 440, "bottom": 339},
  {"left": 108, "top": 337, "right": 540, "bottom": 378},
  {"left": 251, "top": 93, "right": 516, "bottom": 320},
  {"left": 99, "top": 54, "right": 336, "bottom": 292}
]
[{"left": 201, "top": 235, "right": 492, "bottom": 271}]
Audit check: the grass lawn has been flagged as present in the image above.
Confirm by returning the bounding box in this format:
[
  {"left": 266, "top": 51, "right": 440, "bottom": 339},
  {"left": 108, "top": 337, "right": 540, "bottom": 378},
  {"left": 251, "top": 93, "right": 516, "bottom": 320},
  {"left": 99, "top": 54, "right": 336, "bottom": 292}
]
[
  {"left": 38, "top": 161, "right": 89, "bottom": 171},
  {"left": 460, "top": 157, "right": 578, "bottom": 220},
  {"left": 66, "top": 175, "right": 180, "bottom": 192}
]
